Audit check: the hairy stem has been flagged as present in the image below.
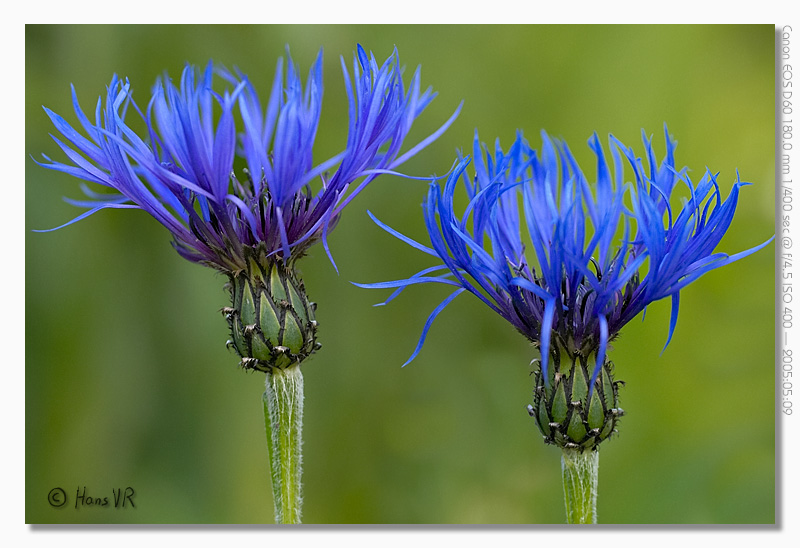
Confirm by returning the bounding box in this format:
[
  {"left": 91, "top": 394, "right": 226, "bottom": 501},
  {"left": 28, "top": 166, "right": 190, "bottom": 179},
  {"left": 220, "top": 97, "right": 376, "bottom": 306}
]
[
  {"left": 263, "top": 365, "right": 304, "bottom": 524},
  {"left": 561, "top": 448, "right": 598, "bottom": 524}
]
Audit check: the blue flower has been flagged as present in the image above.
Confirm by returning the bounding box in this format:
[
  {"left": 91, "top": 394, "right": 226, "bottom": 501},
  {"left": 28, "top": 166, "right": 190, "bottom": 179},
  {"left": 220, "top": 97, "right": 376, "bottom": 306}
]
[
  {"left": 36, "top": 45, "right": 461, "bottom": 273},
  {"left": 36, "top": 45, "right": 461, "bottom": 372},
  {"left": 358, "top": 127, "right": 772, "bottom": 390}
]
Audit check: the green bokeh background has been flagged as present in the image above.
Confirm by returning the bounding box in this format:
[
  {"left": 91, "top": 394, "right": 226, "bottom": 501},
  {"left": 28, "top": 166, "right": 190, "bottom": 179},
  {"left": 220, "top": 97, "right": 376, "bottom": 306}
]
[{"left": 25, "top": 25, "right": 775, "bottom": 524}]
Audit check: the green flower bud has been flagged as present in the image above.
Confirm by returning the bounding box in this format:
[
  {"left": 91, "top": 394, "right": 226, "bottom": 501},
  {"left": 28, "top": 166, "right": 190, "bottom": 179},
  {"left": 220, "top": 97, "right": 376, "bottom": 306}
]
[
  {"left": 528, "top": 344, "right": 624, "bottom": 451},
  {"left": 223, "top": 255, "right": 320, "bottom": 373}
]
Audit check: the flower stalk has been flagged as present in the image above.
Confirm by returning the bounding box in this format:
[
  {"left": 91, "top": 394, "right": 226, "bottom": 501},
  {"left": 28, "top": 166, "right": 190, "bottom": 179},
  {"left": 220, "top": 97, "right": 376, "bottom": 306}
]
[
  {"left": 263, "top": 365, "right": 304, "bottom": 524},
  {"left": 561, "top": 448, "right": 598, "bottom": 524}
]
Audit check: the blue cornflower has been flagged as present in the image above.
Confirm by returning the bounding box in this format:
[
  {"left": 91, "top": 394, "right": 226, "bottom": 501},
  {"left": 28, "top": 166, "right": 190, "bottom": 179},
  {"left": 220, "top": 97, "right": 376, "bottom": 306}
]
[
  {"left": 359, "top": 127, "right": 771, "bottom": 450},
  {"left": 36, "top": 45, "right": 460, "bottom": 372}
]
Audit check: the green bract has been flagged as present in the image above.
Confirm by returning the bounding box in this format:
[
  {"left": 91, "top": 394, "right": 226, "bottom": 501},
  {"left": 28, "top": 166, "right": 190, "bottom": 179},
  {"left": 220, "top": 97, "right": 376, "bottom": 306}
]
[
  {"left": 529, "top": 345, "right": 624, "bottom": 451},
  {"left": 225, "top": 254, "right": 320, "bottom": 372}
]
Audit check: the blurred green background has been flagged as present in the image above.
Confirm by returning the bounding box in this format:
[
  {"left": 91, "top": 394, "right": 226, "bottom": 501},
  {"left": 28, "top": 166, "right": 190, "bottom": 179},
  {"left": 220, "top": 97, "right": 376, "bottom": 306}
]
[{"left": 26, "top": 25, "right": 775, "bottom": 524}]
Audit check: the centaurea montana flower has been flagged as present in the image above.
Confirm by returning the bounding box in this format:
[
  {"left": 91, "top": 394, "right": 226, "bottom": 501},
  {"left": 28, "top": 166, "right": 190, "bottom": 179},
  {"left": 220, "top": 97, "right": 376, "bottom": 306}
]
[
  {"left": 36, "top": 45, "right": 460, "bottom": 373},
  {"left": 359, "top": 127, "right": 771, "bottom": 450}
]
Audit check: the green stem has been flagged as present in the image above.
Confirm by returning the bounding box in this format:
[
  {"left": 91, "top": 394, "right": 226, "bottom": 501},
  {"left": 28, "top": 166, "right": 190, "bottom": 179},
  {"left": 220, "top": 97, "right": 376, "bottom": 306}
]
[
  {"left": 561, "top": 448, "right": 598, "bottom": 524},
  {"left": 263, "top": 365, "right": 304, "bottom": 524}
]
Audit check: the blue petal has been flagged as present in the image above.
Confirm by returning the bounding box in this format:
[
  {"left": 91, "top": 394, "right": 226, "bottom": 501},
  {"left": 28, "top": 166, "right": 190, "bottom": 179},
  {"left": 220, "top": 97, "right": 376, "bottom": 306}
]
[
  {"left": 367, "top": 210, "right": 438, "bottom": 257},
  {"left": 402, "top": 288, "right": 466, "bottom": 366},
  {"left": 662, "top": 292, "right": 680, "bottom": 354},
  {"left": 32, "top": 203, "right": 140, "bottom": 232},
  {"left": 589, "top": 314, "right": 609, "bottom": 397}
]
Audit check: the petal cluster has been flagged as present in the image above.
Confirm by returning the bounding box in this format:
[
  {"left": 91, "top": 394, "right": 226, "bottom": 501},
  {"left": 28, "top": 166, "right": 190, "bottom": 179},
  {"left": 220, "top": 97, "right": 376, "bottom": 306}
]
[
  {"left": 37, "top": 45, "right": 460, "bottom": 272},
  {"left": 360, "top": 127, "right": 772, "bottom": 386}
]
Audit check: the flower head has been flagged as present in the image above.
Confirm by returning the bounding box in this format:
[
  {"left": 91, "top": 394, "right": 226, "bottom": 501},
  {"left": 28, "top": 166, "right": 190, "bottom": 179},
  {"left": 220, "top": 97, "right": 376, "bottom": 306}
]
[
  {"left": 36, "top": 45, "right": 460, "bottom": 272},
  {"left": 359, "top": 127, "right": 772, "bottom": 388},
  {"left": 36, "top": 45, "right": 460, "bottom": 372}
]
